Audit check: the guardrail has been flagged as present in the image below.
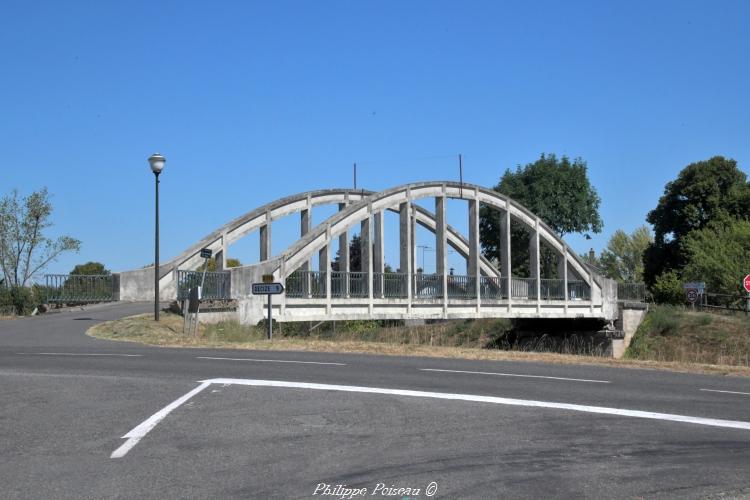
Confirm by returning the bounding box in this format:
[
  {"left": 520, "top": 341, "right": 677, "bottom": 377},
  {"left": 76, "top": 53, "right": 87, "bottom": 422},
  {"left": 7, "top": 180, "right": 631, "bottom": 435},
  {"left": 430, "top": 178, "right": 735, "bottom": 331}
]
[
  {"left": 286, "top": 271, "right": 326, "bottom": 298},
  {"left": 45, "top": 274, "right": 116, "bottom": 303},
  {"left": 176, "top": 270, "right": 231, "bottom": 300},
  {"left": 618, "top": 282, "right": 646, "bottom": 302}
]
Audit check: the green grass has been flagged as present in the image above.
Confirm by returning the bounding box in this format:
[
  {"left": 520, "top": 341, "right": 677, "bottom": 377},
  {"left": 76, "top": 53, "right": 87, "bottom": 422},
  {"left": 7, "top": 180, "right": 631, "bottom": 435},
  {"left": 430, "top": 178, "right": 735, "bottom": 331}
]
[{"left": 625, "top": 305, "right": 750, "bottom": 366}]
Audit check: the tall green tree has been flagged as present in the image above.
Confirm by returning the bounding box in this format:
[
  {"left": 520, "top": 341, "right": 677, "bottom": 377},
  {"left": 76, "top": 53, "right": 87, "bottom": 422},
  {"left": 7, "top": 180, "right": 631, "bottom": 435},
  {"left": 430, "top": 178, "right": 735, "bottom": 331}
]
[
  {"left": 0, "top": 188, "right": 80, "bottom": 286},
  {"left": 644, "top": 156, "right": 750, "bottom": 285},
  {"left": 332, "top": 234, "right": 362, "bottom": 271},
  {"left": 599, "top": 226, "right": 652, "bottom": 282},
  {"left": 681, "top": 219, "right": 750, "bottom": 295},
  {"left": 480, "top": 154, "right": 602, "bottom": 276},
  {"left": 70, "top": 262, "right": 110, "bottom": 275}
]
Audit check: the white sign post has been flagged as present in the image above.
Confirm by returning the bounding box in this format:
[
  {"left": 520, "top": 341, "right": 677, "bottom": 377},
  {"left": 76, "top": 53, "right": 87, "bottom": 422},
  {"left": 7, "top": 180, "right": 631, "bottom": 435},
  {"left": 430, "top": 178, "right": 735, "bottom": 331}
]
[{"left": 252, "top": 282, "right": 285, "bottom": 340}]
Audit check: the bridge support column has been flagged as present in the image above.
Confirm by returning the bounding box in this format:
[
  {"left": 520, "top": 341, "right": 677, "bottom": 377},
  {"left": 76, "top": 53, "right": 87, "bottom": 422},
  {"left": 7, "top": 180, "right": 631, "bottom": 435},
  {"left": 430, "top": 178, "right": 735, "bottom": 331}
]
[
  {"left": 530, "top": 217, "right": 541, "bottom": 310},
  {"left": 411, "top": 206, "right": 417, "bottom": 273},
  {"left": 500, "top": 208, "right": 511, "bottom": 309},
  {"left": 320, "top": 225, "right": 332, "bottom": 314},
  {"left": 468, "top": 193, "right": 481, "bottom": 311},
  {"left": 338, "top": 203, "right": 350, "bottom": 297},
  {"left": 399, "top": 200, "right": 412, "bottom": 309},
  {"left": 260, "top": 212, "right": 271, "bottom": 261},
  {"left": 436, "top": 195, "right": 448, "bottom": 317},
  {"left": 560, "top": 243, "right": 569, "bottom": 313},
  {"left": 373, "top": 211, "right": 384, "bottom": 298},
  {"left": 215, "top": 233, "right": 227, "bottom": 271},
  {"left": 361, "top": 211, "right": 373, "bottom": 313},
  {"left": 300, "top": 204, "right": 312, "bottom": 272}
]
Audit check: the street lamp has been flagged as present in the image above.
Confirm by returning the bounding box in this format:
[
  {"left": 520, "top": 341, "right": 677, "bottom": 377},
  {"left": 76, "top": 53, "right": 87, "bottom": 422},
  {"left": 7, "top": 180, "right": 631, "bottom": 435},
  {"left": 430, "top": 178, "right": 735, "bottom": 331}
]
[{"left": 148, "top": 153, "right": 166, "bottom": 321}]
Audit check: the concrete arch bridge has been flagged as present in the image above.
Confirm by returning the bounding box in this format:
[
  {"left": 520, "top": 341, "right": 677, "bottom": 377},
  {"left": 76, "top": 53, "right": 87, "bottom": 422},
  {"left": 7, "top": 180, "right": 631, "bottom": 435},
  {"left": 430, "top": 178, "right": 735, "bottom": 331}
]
[{"left": 118, "top": 181, "right": 618, "bottom": 325}]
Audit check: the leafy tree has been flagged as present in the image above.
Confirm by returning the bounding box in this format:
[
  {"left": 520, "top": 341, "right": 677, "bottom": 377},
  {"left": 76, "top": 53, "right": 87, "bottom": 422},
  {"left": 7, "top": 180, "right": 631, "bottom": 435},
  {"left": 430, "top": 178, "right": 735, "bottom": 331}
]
[
  {"left": 681, "top": 220, "right": 750, "bottom": 295},
  {"left": 599, "top": 226, "right": 652, "bottom": 282},
  {"left": 70, "top": 262, "right": 110, "bottom": 275},
  {"left": 332, "top": 234, "right": 362, "bottom": 271},
  {"left": 201, "top": 257, "right": 242, "bottom": 272},
  {"left": 480, "top": 154, "right": 602, "bottom": 276},
  {"left": 0, "top": 188, "right": 80, "bottom": 286},
  {"left": 651, "top": 270, "right": 684, "bottom": 305},
  {"left": 644, "top": 156, "right": 750, "bottom": 285}
]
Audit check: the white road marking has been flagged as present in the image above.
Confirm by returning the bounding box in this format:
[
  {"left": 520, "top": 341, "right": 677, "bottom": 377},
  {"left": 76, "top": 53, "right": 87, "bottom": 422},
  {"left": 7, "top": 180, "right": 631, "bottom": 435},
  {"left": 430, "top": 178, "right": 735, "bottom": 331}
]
[
  {"left": 17, "top": 352, "right": 143, "bottom": 357},
  {"left": 420, "top": 368, "right": 609, "bottom": 384},
  {"left": 196, "top": 356, "right": 346, "bottom": 366},
  {"left": 701, "top": 389, "right": 750, "bottom": 397},
  {"left": 111, "top": 381, "right": 211, "bottom": 459},
  {"left": 110, "top": 377, "right": 750, "bottom": 458}
]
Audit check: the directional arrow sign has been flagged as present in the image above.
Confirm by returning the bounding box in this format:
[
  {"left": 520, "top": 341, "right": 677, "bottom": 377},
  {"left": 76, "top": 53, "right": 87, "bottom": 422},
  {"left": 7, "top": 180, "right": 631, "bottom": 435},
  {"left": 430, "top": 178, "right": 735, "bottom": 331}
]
[{"left": 252, "top": 282, "right": 284, "bottom": 295}]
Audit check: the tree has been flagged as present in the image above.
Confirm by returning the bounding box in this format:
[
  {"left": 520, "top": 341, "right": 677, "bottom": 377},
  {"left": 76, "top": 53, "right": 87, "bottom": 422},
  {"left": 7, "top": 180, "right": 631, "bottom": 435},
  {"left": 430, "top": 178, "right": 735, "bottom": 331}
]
[
  {"left": 644, "top": 156, "right": 750, "bottom": 285},
  {"left": 598, "top": 226, "right": 652, "bottom": 282},
  {"left": 681, "top": 220, "right": 750, "bottom": 295},
  {"left": 70, "top": 262, "right": 110, "bottom": 275},
  {"left": 0, "top": 188, "right": 80, "bottom": 286},
  {"left": 651, "top": 270, "right": 684, "bottom": 305},
  {"left": 332, "top": 234, "right": 362, "bottom": 271},
  {"left": 201, "top": 257, "right": 242, "bottom": 272},
  {"left": 480, "top": 154, "right": 602, "bottom": 276}
]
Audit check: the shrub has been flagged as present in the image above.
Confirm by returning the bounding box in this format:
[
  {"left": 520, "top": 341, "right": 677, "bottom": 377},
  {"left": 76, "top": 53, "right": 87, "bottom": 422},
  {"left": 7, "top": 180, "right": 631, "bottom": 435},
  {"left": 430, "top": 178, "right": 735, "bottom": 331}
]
[{"left": 651, "top": 270, "right": 683, "bottom": 305}]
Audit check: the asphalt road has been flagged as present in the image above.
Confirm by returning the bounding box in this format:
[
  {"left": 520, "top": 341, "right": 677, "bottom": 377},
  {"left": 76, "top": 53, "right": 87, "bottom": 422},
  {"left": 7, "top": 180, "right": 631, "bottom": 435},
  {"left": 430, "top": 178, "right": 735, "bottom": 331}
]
[{"left": 1, "top": 302, "right": 749, "bottom": 499}]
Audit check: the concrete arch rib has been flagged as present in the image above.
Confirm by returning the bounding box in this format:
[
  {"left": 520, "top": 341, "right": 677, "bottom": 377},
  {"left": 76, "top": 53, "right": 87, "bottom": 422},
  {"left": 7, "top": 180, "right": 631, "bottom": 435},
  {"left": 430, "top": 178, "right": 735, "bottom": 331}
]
[
  {"left": 158, "top": 187, "right": 500, "bottom": 283},
  {"left": 275, "top": 181, "right": 593, "bottom": 287}
]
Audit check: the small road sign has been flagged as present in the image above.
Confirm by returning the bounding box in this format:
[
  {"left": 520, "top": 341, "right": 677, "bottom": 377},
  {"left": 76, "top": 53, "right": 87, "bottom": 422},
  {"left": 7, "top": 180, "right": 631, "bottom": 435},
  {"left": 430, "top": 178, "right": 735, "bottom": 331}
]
[
  {"left": 686, "top": 289, "right": 699, "bottom": 304},
  {"left": 744, "top": 275, "right": 750, "bottom": 293},
  {"left": 200, "top": 248, "right": 212, "bottom": 259},
  {"left": 252, "top": 282, "right": 284, "bottom": 295},
  {"left": 262, "top": 274, "right": 274, "bottom": 284}
]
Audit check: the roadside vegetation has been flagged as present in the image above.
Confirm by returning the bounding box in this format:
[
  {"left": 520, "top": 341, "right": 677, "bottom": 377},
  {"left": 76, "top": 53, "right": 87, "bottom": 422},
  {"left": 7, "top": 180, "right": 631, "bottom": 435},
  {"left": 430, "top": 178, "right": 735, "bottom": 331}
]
[
  {"left": 88, "top": 310, "right": 750, "bottom": 376},
  {"left": 625, "top": 305, "right": 750, "bottom": 366}
]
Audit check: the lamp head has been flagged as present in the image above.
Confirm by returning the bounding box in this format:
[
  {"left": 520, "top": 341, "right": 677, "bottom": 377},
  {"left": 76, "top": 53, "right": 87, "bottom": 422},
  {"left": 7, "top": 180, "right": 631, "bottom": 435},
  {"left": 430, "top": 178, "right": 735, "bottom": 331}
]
[{"left": 148, "top": 153, "right": 166, "bottom": 174}]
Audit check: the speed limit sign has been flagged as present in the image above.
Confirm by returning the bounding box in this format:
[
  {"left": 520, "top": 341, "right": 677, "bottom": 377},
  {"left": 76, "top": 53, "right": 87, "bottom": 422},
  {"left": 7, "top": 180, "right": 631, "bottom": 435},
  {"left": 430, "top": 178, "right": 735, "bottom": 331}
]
[{"left": 686, "top": 289, "right": 698, "bottom": 303}]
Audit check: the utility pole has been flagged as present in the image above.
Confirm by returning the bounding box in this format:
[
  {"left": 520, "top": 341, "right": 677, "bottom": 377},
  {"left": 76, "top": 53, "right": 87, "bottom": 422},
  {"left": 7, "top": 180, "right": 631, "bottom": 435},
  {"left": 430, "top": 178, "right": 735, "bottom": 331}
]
[
  {"left": 459, "top": 153, "right": 463, "bottom": 199},
  {"left": 353, "top": 162, "right": 357, "bottom": 190}
]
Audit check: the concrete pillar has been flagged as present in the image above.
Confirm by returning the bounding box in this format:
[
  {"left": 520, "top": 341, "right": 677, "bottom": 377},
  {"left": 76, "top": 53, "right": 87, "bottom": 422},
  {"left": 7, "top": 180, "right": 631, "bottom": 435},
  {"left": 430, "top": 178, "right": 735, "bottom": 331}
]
[
  {"left": 501, "top": 208, "right": 511, "bottom": 305},
  {"left": 411, "top": 206, "right": 417, "bottom": 273},
  {"left": 301, "top": 206, "right": 312, "bottom": 272},
  {"left": 469, "top": 193, "right": 481, "bottom": 307},
  {"left": 338, "top": 203, "right": 349, "bottom": 274},
  {"left": 214, "top": 233, "right": 227, "bottom": 271},
  {"left": 436, "top": 195, "right": 448, "bottom": 311},
  {"left": 562, "top": 244, "right": 569, "bottom": 313},
  {"left": 373, "top": 211, "right": 384, "bottom": 274},
  {"left": 530, "top": 217, "right": 541, "bottom": 303},
  {"left": 260, "top": 213, "right": 271, "bottom": 261},
  {"left": 399, "top": 201, "right": 412, "bottom": 301},
  {"left": 468, "top": 199, "right": 480, "bottom": 278},
  {"left": 361, "top": 212, "right": 372, "bottom": 308}
]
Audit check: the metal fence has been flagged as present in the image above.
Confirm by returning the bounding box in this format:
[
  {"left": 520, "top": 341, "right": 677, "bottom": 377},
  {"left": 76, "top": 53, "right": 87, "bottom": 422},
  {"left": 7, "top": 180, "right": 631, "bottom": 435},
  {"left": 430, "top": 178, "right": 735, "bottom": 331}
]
[
  {"left": 618, "top": 282, "right": 647, "bottom": 302},
  {"left": 698, "top": 292, "right": 748, "bottom": 314},
  {"left": 414, "top": 273, "right": 443, "bottom": 299},
  {"left": 540, "top": 279, "right": 566, "bottom": 300},
  {"left": 176, "top": 270, "right": 231, "bottom": 300},
  {"left": 286, "top": 271, "right": 326, "bottom": 298},
  {"left": 568, "top": 280, "right": 591, "bottom": 300},
  {"left": 511, "top": 278, "right": 537, "bottom": 299},
  {"left": 480, "top": 276, "right": 506, "bottom": 300},
  {"left": 374, "top": 273, "right": 408, "bottom": 298},
  {"left": 447, "top": 275, "right": 477, "bottom": 299},
  {"left": 45, "top": 274, "right": 116, "bottom": 303}
]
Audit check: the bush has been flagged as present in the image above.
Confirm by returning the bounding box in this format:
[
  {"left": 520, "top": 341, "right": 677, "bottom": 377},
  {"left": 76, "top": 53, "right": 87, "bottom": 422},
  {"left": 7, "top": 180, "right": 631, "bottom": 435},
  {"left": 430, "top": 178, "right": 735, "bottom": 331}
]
[
  {"left": 0, "top": 286, "right": 37, "bottom": 315},
  {"left": 651, "top": 270, "right": 683, "bottom": 305}
]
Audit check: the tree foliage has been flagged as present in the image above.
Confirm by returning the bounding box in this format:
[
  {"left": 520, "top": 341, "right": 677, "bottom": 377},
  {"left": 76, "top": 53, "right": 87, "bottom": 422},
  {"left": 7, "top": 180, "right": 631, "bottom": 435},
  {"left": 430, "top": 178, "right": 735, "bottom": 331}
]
[
  {"left": 650, "top": 270, "right": 684, "bottom": 305},
  {"left": 70, "top": 261, "right": 110, "bottom": 275},
  {"left": 0, "top": 188, "right": 80, "bottom": 287},
  {"left": 333, "top": 234, "right": 362, "bottom": 271},
  {"left": 480, "top": 154, "right": 602, "bottom": 276},
  {"left": 599, "top": 226, "right": 652, "bottom": 282},
  {"left": 644, "top": 156, "right": 750, "bottom": 285},
  {"left": 681, "top": 220, "right": 750, "bottom": 295}
]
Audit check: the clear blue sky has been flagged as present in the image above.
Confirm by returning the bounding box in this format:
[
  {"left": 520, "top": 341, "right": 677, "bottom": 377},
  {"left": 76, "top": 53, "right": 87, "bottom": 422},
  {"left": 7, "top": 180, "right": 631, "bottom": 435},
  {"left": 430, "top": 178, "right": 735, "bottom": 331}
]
[{"left": 2, "top": 1, "right": 748, "bottom": 276}]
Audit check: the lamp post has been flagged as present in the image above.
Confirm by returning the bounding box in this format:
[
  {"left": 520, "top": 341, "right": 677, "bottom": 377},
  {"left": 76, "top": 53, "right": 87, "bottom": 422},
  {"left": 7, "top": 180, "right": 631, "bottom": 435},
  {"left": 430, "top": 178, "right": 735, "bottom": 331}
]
[{"left": 148, "top": 153, "right": 166, "bottom": 321}]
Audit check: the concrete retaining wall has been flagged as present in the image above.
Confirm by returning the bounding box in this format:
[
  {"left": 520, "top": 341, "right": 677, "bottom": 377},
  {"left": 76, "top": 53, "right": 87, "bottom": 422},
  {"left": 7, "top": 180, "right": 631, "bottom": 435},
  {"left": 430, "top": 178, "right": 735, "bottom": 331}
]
[{"left": 612, "top": 303, "right": 649, "bottom": 358}]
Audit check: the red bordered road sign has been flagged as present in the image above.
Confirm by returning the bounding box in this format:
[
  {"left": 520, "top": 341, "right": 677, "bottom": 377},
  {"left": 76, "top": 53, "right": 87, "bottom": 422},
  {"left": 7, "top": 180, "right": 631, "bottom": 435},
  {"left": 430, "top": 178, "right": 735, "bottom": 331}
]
[{"left": 743, "top": 274, "right": 750, "bottom": 293}]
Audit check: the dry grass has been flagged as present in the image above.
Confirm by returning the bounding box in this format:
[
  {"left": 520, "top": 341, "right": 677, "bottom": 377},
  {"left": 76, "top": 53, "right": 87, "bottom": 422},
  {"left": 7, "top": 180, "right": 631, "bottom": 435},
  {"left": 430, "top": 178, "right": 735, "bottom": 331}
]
[{"left": 87, "top": 312, "right": 750, "bottom": 377}]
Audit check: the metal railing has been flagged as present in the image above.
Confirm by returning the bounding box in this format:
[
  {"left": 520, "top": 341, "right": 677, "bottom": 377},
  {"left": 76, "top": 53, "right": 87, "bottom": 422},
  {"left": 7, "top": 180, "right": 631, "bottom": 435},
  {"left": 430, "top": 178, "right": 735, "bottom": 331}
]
[
  {"left": 176, "top": 270, "right": 231, "bottom": 300},
  {"left": 414, "top": 273, "right": 443, "bottom": 299},
  {"left": 45, "top": 274, "right": 115, "bottom": 303},
  {"left": 348, "top": 272, "right": 368, "bottom": 298},
  {"left": 540, "top": 279, "right": 566, "bottom": 300},
  {"left": 374, "top": 273, "right": 408, "bottom": 298},
  {"left": 285, "top": 271, "right": 326, "bottom": 298},
  {"left": 511, "top": 278, "right": 537, "bottom": 299},
  {"left": 617, "top": 282, "right": 646, "bottom": 302},
  {"left": 480, "top": 276, "right": 506, "bottom": 300},
  {"left": 568, "top": 280, "right": 591, "bottom": 300},
  {"left": 447, "top": 275, "right": 476, "bottom": 299}
]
